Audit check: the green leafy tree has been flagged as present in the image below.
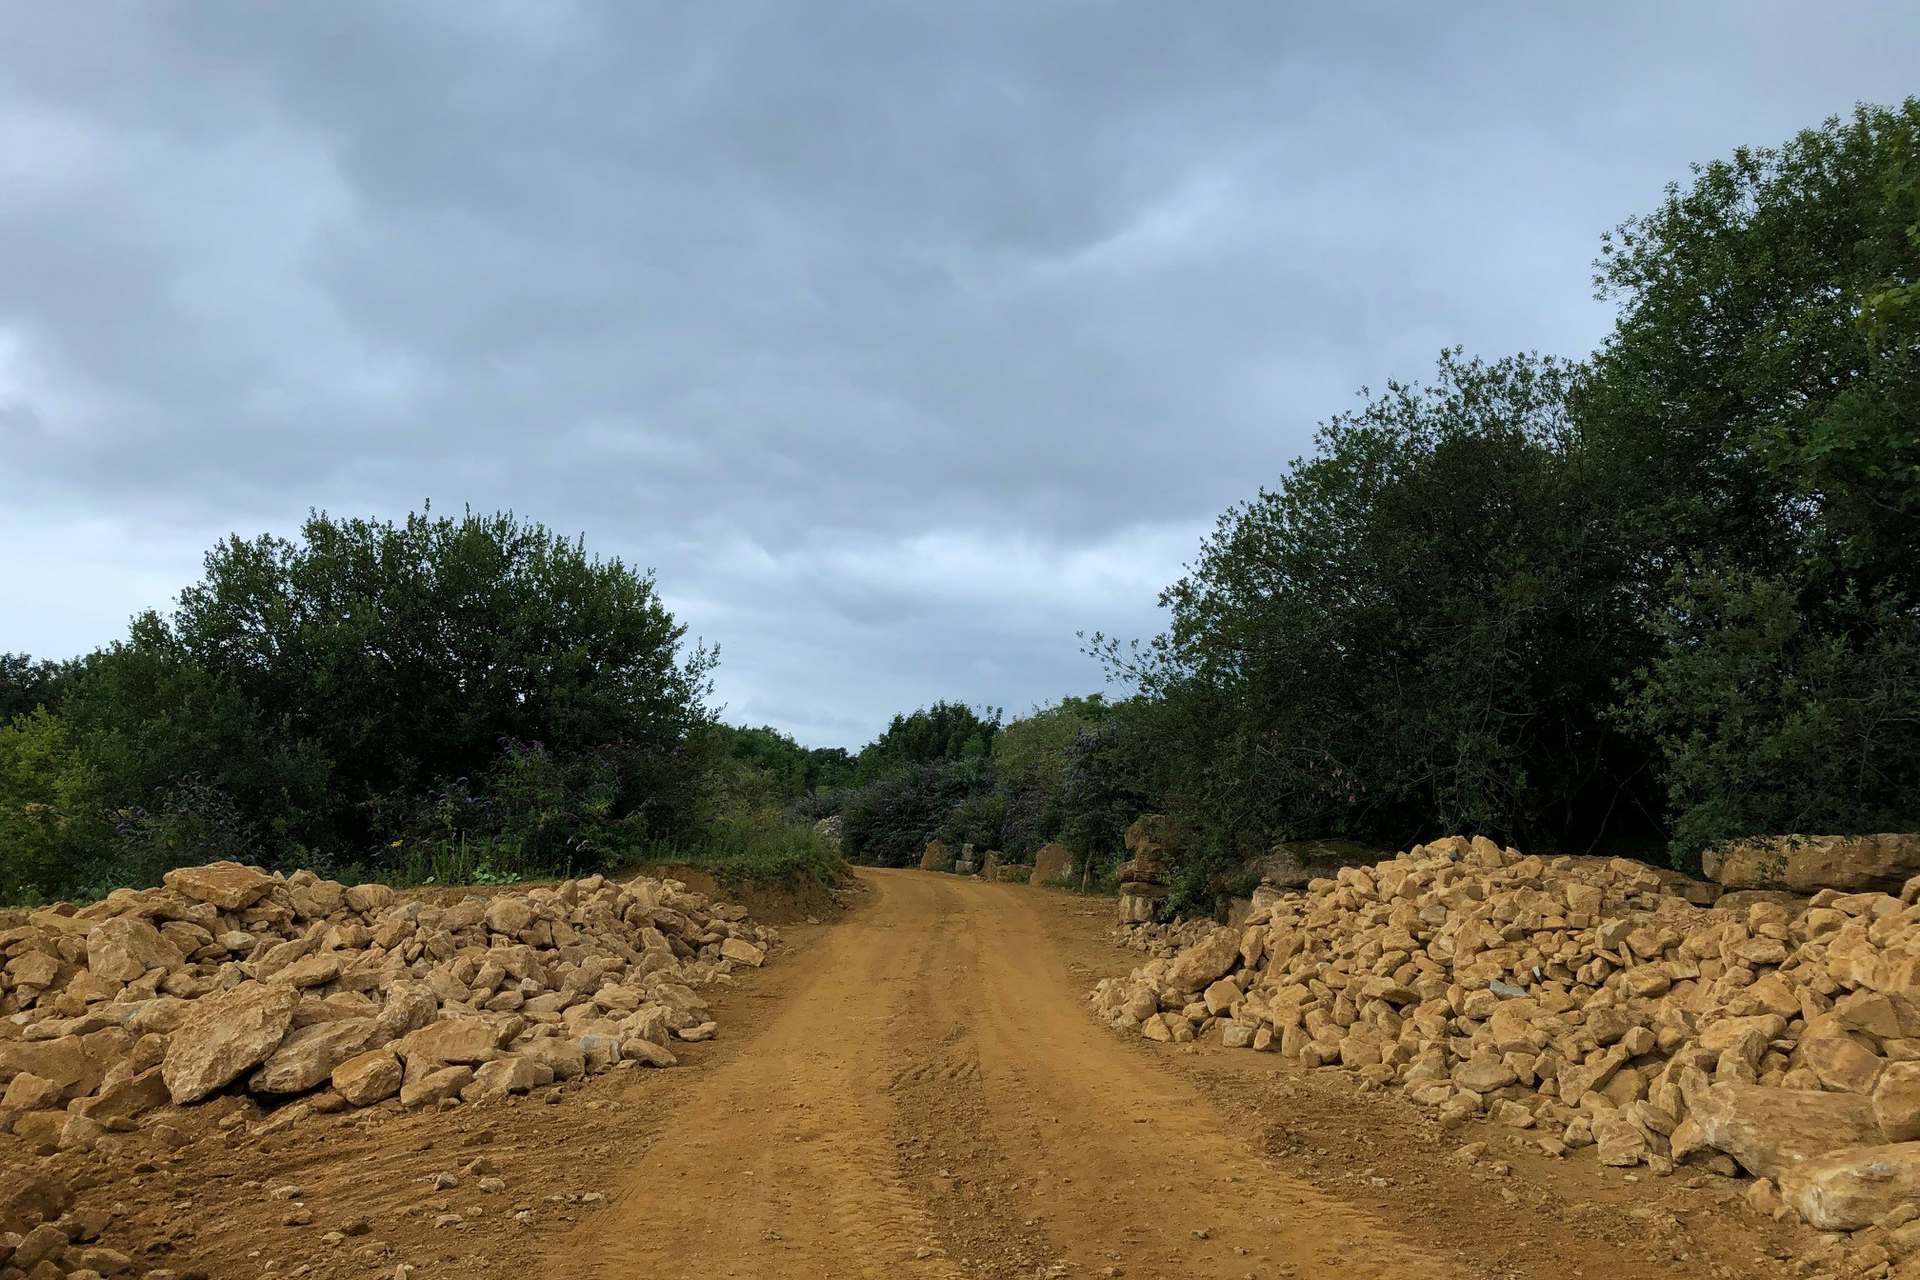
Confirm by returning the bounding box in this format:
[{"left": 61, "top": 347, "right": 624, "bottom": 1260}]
[
  {"left": 1587, "top": 101, "right": 1920, "bottom": 862},
  {"left": 1617, "top": 574, "right": 1920, "bottom": 866},
  {"left": 839, "top": 758, "right": 991, "bottom": 866},
  {"left": 0, "top": 653, "right": 75, "bottom": 723},
  {"left": 856, "top": 701, "right": 1002, "bottom": 780},
  {"left": 0, "top": 709, "right": 107, "bottom": 901},
  {"left": 1099, "top": 350, "right": 1652, "bottom": 863},
  {"left": 47, "top": 508, "right": 715, "bottom": 880},
  {"left": 1582, "top": 99, "right": 1920, "bottom": 600}
]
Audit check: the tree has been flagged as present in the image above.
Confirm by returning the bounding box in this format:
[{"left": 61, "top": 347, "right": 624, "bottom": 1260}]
[
  {"left": 1585, "top": 101, "right": 1920, "bottom": 861},
  {"left": 839, "top": 759, "right": 990, "bottom": 866},
  {"left": 1100, "top": 351, "right": 1654, "bottom": 865},
  {"left": 1616, "top": 573, "right": 1920, "bottom": 866},
  {"left": 1581, "top": 99, "right": 1920, "bottom": 602},
  {"left": 856, "top": 701, "right": 1001, "bottom": 780},
  {"left": 0, "top": 653, "right": 75, "bottom": 723},
  {"left": 60, "top": 508, "right": 716, "bottom": 868}
]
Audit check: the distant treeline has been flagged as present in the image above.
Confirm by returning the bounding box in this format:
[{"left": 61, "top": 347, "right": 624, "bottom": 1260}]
[{"left": 5, "top": 101, "right": 1917, "bottom": 911}]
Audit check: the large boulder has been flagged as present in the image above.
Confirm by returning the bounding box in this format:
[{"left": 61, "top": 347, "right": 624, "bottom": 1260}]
[
  {"left": 331, "top": 1049, "right": 404, "bottom": 1105},
  {"left": 0, "top": 1035, "right": 112, "bottom": 1102},
  {"left": 1166, "top": 928, "right": 1243, "bottom": 994},
  {"left": 249, "top": 1018, "right": 377, "bottom": 1094},
  {"left": 162, "top": 861, "right": 276, "bottom": 911},
  {"left": 1875, "top": 1061, "right": 1920, "bottom": 1141},
  {"left": 1031, "top": 842, "right": 1074, "bottom": 885},
  {"left": 919, "top": 839, "right": 954, "bottom": 872},
  {"left": 394, "top": 1018, "right": 501, "bottom": 1067},
  {"left": 1781, "top": 1143, "right": 1920, "bottom": 1229},
  {"left": 1688, "top": 1081, "right": 1881, "bottom": 1181},
  {"left": 161, "top": 982, "right": 300, "bottom": 1104},
  {"left": 85, "top": 918, "right": 184, "bottom": 983},
  {"left": 1703, "top": 834, "right": 1920, "bottom": 894}
]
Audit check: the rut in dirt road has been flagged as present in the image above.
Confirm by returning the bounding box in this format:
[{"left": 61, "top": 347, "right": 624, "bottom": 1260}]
[{"left": 564, "top": 870, "right": 1475, "bottom": 1280}]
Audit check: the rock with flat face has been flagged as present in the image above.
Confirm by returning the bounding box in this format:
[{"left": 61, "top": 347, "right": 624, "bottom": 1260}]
[
  {"left": 1781, "top": 1142, "right": 1920, "bottom": 1229},
  {"left": 1704, "top": 834, "right": 1920, "bottom": 894},
  {"left": 331, "top": 1049, "right": 404, "bottom": 1105},
  {"left": 0, "top": 1035, "right": 111, "bottom": 1102},
  {"left": 85, "top": 918, "right": 184, "bottom": 983},
  {"left": 1688, "top": 1082, "right": 1880, "bottom": 1181},
  {"left": 1167, "top": 928, "right": 1242, "bottom": 993},
  {"left": 395, "top": 1018, "right": 500, "bottom": 1067},
  {"left": 1031, "top": 842, "right": 1074, "bottom": 885},
  {"left": 719, "top": 938, "right": 765, "bottom": 968},
  {"left": 484, "top": 898, "right": 535, "bottom": 938},
  {"left": 162, "top": 861, "right": 276, "bottom": 911},
  {"left": 1873, "top": 1061, "right": 1920, "bottom": 1141},
  {"left": 919, "top": 839, "right": 954, "bottom": 872},
  {"left": 161, "top": 982, "right": 300, "bottom": 1104},
  {"left": 249, "top": 1018, "right": 377, "bottom": 1094},
  {"left": 460, "top": 1055, "right": 548, "bottom": 1101},
  {"left": 399, "top": 1064, "right": 473, "bottom": 1108},
  {"left": 1, "top": 1071, "right": 65, "bottom": 1111},
  {"left": 268, "top": 953, "right": 343, "bottom": 989}
]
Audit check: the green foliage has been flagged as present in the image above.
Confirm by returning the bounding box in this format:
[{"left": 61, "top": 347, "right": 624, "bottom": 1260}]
[
  {"left": 839, "top": 759, "right": 990, "bottom": 866},
  {"left": 857, "top": 701, "right": 1001, "bottom": 780},
  {"left": 1096, "top": 350, "right": 1652, "bottom": 859},
  {"left": 3, "top": 507, "right": 717, "bottom": 903},
  {"left": 664, "top": 809, "right": 844, "bottom": 889},
  {"left": 937, "top": 789, "right": 1008, "bottom": 852},
  {"left": 1055, "top": 711, "right": 1155, "bottom": 878},
  {"left": 0, "top": 654, "right": 75, "bottom": 722},
  {"left": 1584, "top": 99, "right": 1920, "bottom": 599},
  {"left": 1617, "top": 574, "right": 1920, "bottom": 868},
  {"left": 0, "top": 709, "right": 107, "bottom": 902},
  {"left": 992, "top": 695, "right": 1111, "bottom": 793},
  {"left": 706, "top": 723, "right": 855, "bottom": 806},
  {"left": 139, "top": 506, "right": 717, "bottom": 856}
]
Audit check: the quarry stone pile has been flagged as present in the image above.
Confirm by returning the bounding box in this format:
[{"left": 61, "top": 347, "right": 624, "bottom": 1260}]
[
  {"left": 1091, "top": 834, "right": 1920, "bottom": 1239},
  {"left": 0, "top": 861, "right": 777, "bottom": 1161}
]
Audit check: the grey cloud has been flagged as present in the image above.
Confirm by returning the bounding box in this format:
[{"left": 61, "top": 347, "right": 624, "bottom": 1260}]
[{"left": 3, "top": 2, "right": 1917, "bottom": 744}]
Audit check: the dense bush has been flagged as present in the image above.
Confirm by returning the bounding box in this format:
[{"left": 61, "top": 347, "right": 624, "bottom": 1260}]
[
  {"left": 839, "top": 759, "right": 991, "bottom": 867},
  {"left": 1094, "top": 351, "right": 1652, "bottom": 861},
  {"left": 1617, "top": 575, "right": 1920, "bottom": 868},
  {"left": 2, "top": 508, "right": 721, "bottom": 900}
]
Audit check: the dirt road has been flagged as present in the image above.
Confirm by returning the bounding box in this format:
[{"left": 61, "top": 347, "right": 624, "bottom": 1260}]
[
  {"left": 74, "top": 869, "right": 1796, "bottom": 1279},
  {"left": 561, "top": 870, "right": 1793, "bottom": 1280}
]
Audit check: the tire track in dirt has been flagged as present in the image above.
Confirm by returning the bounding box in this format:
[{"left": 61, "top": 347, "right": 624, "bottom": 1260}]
[{"left": 562, "top": 871, "right": 1485, "bottom": 1280}]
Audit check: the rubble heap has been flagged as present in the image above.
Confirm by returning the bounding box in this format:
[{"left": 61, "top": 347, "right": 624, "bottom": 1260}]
[
  {"left": 1091, "top": 835, "right": 1920, "bottom": 1235},
  {"left": 1, "top": 861, "right": 777, "bottom": 1155}
]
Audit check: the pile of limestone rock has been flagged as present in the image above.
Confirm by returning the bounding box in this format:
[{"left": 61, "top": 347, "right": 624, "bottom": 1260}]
[
  {"left": 1090, "top": 834, "right": 1920, "bottom": 1240},
  {"left": 0, "top": 861, "right": 777, "bottom": 1157}
]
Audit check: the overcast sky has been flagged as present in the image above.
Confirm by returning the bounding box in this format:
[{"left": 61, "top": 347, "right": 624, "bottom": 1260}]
[{"left": 2, "top": 4, "right": 1915, "bottom": 747}]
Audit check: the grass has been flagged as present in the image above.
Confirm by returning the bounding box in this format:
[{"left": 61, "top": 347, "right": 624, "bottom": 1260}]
[
  {"left": 638, "top": 817, "right": 846, "bottom": 891},
  {"left": 5, "top": 815, "right": 844, "bottom": 910}
]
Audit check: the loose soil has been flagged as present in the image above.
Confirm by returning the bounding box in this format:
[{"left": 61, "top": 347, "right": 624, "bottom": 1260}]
[{"left": 24, "top": 869, "right": 1808, "bottom": 1279}]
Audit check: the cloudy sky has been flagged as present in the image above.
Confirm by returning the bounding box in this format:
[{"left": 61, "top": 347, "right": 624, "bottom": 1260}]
[{"left": 2, "top": 4, "right": 1914, "bottom": 747}]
